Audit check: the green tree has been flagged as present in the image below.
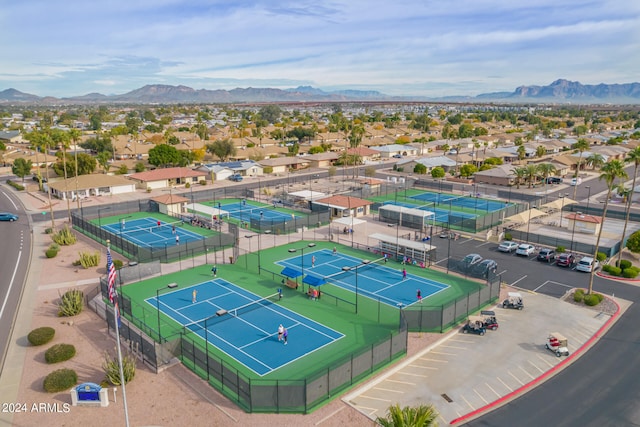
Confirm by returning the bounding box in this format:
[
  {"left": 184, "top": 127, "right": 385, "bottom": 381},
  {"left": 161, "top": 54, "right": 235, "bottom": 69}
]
[
  {"left": 587, "top": 160, "right": 627, "bottom": 295},
  {"left": 414, "top": 163, "right": 427, "bottom": 174},
  {"left": 537, "top": 163, "right": 557, "bottom": 197},
  {"left": 206, "top": 139, "right": 237, "bottom": 162},
  {"left": 134, "top": 162, "right": 146, "bottom": 173},
  {"left": 12, "top": 158, "right": 32, "bottom": 182},
  {"left": 148, "top": 144, "right": 181, "bottom": 167},
  {"left": 116, "top": 164, "right": 129, "bottom": 175},
  {"left": 258, "top": 105, "right": 282, "bottom": 124},
  {"left": 524, "top": 164, "right": 538, "bottom": 188},
  {"left": 458, "top": 123, "right": 474, "bottom": 138},
  {"left": 626, "top": 230, "right": 640, "bottom": 254},
  {"left": 536, "top": 145, "right": 547, "bottom": 158},
  {"left": 517, "top": 145, "right": 526, "bottom": 161},
  {"left": 586, "top": 153, "right": 605, "bottom": 170},
  {"left": 459, "top": 164, "right": 477, "bottom": 178},
  {"left": 431, "top": 167, "right": 445, "bottom": 179},
  {"left": 512, "top": 167, "right": 527, "bottom": 189},
  {"left": 376, "top": 403, "right": 439, "bottom": 427},
  {"left": 75, "top": 153, "right": 97, "bottom": 175},
  {"left": 96, "top": 151, "right": 111, "bottom": 174}
]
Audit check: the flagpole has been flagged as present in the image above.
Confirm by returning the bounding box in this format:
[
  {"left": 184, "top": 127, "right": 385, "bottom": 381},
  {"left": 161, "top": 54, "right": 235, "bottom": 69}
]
[{"left": 107, "top": 241, "right": 130, "bottom": 427}]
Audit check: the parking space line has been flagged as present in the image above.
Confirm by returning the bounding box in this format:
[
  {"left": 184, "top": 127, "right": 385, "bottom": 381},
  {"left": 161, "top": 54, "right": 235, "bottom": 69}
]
[
  {"left": 497, "top": 269, "right": 508, "bottom": 275},
  {"left": 434, "top": 258, "right": 448, "bottom": 265},
  {"left": 354, "top": 405, "right": 380, "bottom": 416},
  {"left": 536, "top": 354, "right": 555, "bottom": 368},
  {"left": 430, "top": 351, "right": 456, "bottom": 356},
  {"left": 510, "top": 275, "right": 528, "bottom": 287},
  {"left": 359, "top": 394, "right": 393, "bottom": 403},
  {"left": 420, "top": 358, "right": 449, "bottom": 363},
  {"left": 385, "top": 378, "right": 416, "bottom": 385},
  {"left": 394, "top": 371, "right": 429, "bottom": 378},
  {"left": 476, "top": 241, "right": 492, "bottom": 248},
  {"left": 439, "top": 344, "right": 469, "bottom": 350},
  {"left": 571, "top": 329, "right": 593, "bottom": 341},
  {"left": 485, "top": 382, "right": 502, "bottom": 398},
  {"left": 527, "top": 359, "right": 545, "bottom": 373},
  {"left": 497, "top": 376, "right": 513, "bottom": 392},
  {"left": 518, "top": 365, "right": 536, "bottom": 380},
  {"left": 409, "top": 363, "right": 439, "bottom": 370},
  {"left": 460, "top": 394, "right": 476, "bottom": 411},
  {"left": 373, "top": 386, "right": 404, "bottom": 394},
  {"left": 534, "top": 280, "right": 573, "bottom": 292},
  {"left": 473, "top": 388, "right": 489, "bottom": 404},
  {"left": 508, "top": 370, "right": 525, "bottom": 386}
]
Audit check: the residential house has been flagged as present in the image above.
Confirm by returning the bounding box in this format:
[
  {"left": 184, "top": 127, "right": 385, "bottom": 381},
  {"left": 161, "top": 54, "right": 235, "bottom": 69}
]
[
  {"left": 127, "top": 167, "right": 207, "bottom": 190},
  {"left": 258, "top": 157, "right": 310, "bottom": 174},
  {"left": 373, "top": 144, "right": 419, "bottom": 158},
  {"left": 47, "top": 174, "right": 137, "bottom": 200},
  {"left": 311, "top": 195, "right": 373, "bottom": 218},
  {"left": 473, "top": 164, "right": 517, "bottom": 186}
]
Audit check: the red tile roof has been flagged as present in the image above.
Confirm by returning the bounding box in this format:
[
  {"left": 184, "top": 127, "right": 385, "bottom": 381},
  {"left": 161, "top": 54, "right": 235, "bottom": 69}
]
[{"left": 314, "top": 195, "right": 372, "bottom": 208}]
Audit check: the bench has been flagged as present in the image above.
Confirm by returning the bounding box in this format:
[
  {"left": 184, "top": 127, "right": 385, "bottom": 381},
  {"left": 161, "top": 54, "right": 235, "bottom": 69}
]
[{"left": 284, "top": 279, "right": 298, "bottom": 289}]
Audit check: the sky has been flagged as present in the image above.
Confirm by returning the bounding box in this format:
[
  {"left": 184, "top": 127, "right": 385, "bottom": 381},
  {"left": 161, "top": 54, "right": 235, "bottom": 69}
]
[{"left": 1, "top": 0, "right": 639, "bottom": 98}]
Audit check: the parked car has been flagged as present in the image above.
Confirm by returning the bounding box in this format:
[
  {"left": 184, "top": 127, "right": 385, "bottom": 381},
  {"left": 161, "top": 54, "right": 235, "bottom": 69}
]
[
  {"left": 570, "top": 177, "right": 582, "bottom": 186},
  {"left": 462, "top": 253, "right": 483, "bottom": 266},
  {"left": 576, "top": 256, "right": 599, "bottom": 272},
  {"left": 556, "top": 253, "right": 576, "bottom": 267},
  {"left": 462, "top": 316, "right": 486, "bottom": 335},
  {"left": 546, "top": 177, "right": 563, "bottom": 184},
  {"left": 474, "top": 259, "right": 498, "bottom": 277},
  {"left": 228, "top": 174, "right": 243, "bottom": 182},
  {"left": 0, "top": 212, "right": 19, "bottom": 222},
  {"left": 537, "top": 248, "right": 556, "bottom": 263},
  {"left": 392, "top": 154, "right": 403, "bottom": 158},
  {"left": 515, "top": 244, "right": 535, "bottom": 256},
  {"left": 498, "top": 241, "right": 519, "bottom": 253}
]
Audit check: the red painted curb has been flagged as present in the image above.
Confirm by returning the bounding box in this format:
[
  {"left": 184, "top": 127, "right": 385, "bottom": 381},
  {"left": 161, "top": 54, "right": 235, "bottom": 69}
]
[{"left": 449, "top": 297, "right": 622, "bottom": 425}]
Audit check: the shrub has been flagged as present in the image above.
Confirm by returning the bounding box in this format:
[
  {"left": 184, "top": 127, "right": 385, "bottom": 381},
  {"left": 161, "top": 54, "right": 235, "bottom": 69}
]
[
  {"left": 594, "top": 293, "right": 605, "bottom": 302},
  {"left": 49, "top": 243, "right": 60, "bottom": 252},
  {"left": 504, "top": 233, "right": 513, "bottom": 241},
  {"left": 617, "top": 259, "right": 632, "bottom": 270},
  {"left": 27, "top": 327, "right": 55, "bottom": 346},
  {"left": 573, "top": 289, "right": 585, "bottom": 302},
  {"left": 44, "top": 227, "right": 54, "bottom": 234},
  {"left": 45, "top": 344, "right": 76, "bottom": 363},
  {"left": 43, "top": 368, "right": 78, "bottom": 392},
  {"left": 103, "top": 351, "right": 136, "bottom": 385},
  {"left": 45, "top": 248, "right": 59, "bottom": 258},
  {"left": 7, "top": 180, "right": 25, "bottom": 191},
  {"left": 199, "top": 180, "right": 206, "bottom": 185},
  {"left": 622, "top": 267, "right": 639, "bottom": 278},
  {"left": 76, "top": 251, "right": 100, "bottom": 268},
  {"left": 113, "top": 259, "right": 124, "bottom": 270},
  {"left": 52, "top": 225, "right": 77, "bottom": 246},
  {"left": 556, "top": 246, "right": 566, "bottom": 253},
  {"left": 603, "top": 265, "right": 621, "bottom": 276},
  {"left": 596, "top": 252, "right": 607, "bottom": 262},
  {"left": 584, "top": 294, "right": 600, "bottom": 306},
  {"left": 185, "top": 182, "right": 190, "bottom": 189},
  {"left": 58, "top": 289, "right": 84, "bottom": 317}
]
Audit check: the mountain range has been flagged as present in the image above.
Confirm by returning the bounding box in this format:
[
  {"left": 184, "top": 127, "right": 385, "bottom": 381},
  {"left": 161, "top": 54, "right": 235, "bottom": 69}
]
[{"left": 1, "top": 79, "right": 639, "bottom": 105}]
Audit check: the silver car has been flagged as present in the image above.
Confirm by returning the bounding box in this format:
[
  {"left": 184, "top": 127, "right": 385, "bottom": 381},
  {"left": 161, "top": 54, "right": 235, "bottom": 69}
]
[
  {"left": 515, "top": 244, "right": 535, "bottom": 256},
  {"left": 498, "top": 241, "right": 519, "bottom": 253}
]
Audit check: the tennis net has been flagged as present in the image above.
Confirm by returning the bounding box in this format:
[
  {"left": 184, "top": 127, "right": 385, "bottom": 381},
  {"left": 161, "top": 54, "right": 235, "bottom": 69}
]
[
  {"left": 183, "top": 292, "right": 281, "bottom": 334},
  {"left": 119, "top": 220, "right": 184, "bottom": 237}
]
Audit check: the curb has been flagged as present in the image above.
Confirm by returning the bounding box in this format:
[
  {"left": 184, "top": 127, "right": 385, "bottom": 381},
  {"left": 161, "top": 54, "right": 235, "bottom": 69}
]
[{"left": 449, "top": 295, "right": 622, "bottom": 425}]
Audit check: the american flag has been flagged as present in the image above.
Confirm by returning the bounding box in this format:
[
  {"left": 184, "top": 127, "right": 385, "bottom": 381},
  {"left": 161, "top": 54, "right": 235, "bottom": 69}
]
[{"left": 107, "top": 247, "right": 117, "bottom": 304}]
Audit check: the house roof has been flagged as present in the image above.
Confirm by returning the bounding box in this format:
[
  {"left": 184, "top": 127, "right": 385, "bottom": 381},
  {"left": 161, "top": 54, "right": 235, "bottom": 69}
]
[
  {"left": 47, "top": 174, "right": 134, "bottom": 191},
  {"left": 128, "top": 167, "right": 207, "bottom": 182},
  {"left": 346, "top": 146, "right": 380, "bottom": 156},
  {"left": 474, "top": 164, "right": 516, "bottom": 178},
  {"left": 313, "top": 195, "right": 372, "bottom": 209},
  {"left": 258, "top": 157, "right": 309, "bottom": 167},
  {"left": 566, "top": 212, "right": 602, "bottom": 224}
]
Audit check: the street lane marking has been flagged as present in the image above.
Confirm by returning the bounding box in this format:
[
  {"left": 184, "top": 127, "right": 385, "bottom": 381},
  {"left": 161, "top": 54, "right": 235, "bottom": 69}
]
[{"left": 0, "top": 248, "right": 23, "bottom": 322}]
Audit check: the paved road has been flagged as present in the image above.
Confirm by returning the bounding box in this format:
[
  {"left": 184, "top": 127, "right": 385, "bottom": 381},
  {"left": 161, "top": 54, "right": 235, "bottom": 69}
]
[{"left": 0, "top": 185, "right": 32, "bottom": 375}]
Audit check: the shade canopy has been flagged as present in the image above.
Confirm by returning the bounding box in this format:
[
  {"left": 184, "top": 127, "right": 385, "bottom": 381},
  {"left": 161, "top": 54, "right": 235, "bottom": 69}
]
[
  {"left": 280, "top": 267, "right": 302, "bottom": 278},
  {"left": 303, "top": 275, "right": 326, "bottom": 286}
]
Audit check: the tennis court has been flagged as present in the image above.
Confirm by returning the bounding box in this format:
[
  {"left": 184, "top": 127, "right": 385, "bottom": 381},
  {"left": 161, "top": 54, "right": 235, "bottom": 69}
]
[
  {"left": 410, "top": 190, "right": 507, "bottom": 212},
  {"left": 101, "top": 217, "right": 204, "bottom": 248},
  {"left": 147, "top": 279, "right": 343, "bottom": 376},
  {"left": 384, "top": 200, "right": 478, "bottom": 223},
  {"left": 278, "top": 249, "right": 449, "bottom": 307},
  {"left": 212, "top": 200, "right": 299, "bottom": 223}
]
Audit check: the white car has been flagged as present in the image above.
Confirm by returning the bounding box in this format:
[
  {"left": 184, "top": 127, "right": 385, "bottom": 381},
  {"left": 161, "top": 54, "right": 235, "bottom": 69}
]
[
  {"left": 570, "top": 177, "right": 582, "bottom": 186},
  {"left": 576, "top": 256, "right": 599, "bottom": 272},
  {"left": 515, "top": 244, "right": 535, "bottom": 256},
  {"left": 498, "top": 241, "right": 519, "bottom": 253}
]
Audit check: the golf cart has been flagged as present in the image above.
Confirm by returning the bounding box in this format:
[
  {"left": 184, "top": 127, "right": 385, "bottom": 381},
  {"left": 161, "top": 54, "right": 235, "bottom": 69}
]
[
  {"left": 546, "top": 332, "right": 569, "bottom": 357},
  {"left": 502, "top": 292, "right": 524, "bottom": 310},
  {"left": 480, "top": 310, "right": 499, "bottom": 330},
  {"left": 462, "top": 315, "right": 487, "bottom": 336}
]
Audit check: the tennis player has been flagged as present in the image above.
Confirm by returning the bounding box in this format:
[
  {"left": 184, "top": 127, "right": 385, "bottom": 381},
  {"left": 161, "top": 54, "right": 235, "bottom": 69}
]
[
  {"left": 283, "top": 328, "right": 288, "bottom": 345},
  {"left": 277, "top": 324, "right": 284, "bottom": 342}
]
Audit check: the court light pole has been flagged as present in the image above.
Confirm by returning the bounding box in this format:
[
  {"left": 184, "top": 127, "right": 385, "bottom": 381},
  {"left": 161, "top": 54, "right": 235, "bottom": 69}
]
[
  {"left": 559, "top": 193, "right": 567, "bottom": 228},
  {"left": 98, "top": 206, "right": 111, "bottom": 227},
  {"left": 156, "top": 283, "right": 178, "bottom": 343},
  {"left": 288, "top": 242, "right": 316, "bottom": 292},
  {"left": 570, "top": 211, "right": 581, "bottom": 253},
  {"left": 526, "top": 204, "right": 537, "bottom": 243}
]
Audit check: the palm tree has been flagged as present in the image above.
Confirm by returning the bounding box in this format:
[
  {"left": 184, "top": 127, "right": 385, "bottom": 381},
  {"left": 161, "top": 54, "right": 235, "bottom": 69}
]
[
  {"left": 512, "top": 166, "right": 527, "bottom": 189},
  {"left": 587, "top": 160, "right": 627, "bottom": 295},
  {"left": 51, "top": 129, "right": 72, "bottom": 221},
  {"left": 524, "top": 164, "right": 538, "bottom": 188},
  {"left": 586, "top": 153, "right": 605, "bottom": 170},
  {"left": 376, "top": 403, "right": 439, "bottom": 427},
  {"left": 618, "top": 147, "right": 640, "bottom": 265},
  {"left": 571, "top": 138, "right": 590, "bottom": 200},
  {"left": 537, "top": 163, "right": 557, "bottom": 201},
  {"left": 68, "top": 128, "right": 82, "bottom": 210}
]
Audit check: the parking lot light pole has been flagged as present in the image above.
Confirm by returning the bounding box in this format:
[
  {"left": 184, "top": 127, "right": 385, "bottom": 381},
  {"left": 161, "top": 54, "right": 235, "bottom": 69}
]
[
  {"left": 585, "top": 186, "right": 591, "bottom": 214},
  {"left": 526, "top": 204, "right": 537, "bottom": 243},
  {"left": 156, "top": 283, "right": 178, "bottom": 343},
  {"left": 570, "top": 212, "right": 581, "bottom": 253},
  {"left": 559, "top": 194, "right": 567, "bottom": 228}
]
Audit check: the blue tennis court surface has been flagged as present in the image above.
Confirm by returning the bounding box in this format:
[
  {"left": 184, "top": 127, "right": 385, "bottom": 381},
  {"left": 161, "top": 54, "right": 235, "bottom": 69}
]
[
  {"left": 410, "top": 190, "right": 509, "bottom": 212},
  {"left": 278, "top": 249, "right": 449, "bottom": 307},
  {"left": 147, "top": 279, "right": 343, "bottom": 376},
  {"left": 102, "top": 217, "right": 204, "bottom": 248},
  {"left": 216, "top": 201, "right": 299, "bottom": 223},
  {"left": 384, "top": 201, "right": 477, "bottom": 223}
]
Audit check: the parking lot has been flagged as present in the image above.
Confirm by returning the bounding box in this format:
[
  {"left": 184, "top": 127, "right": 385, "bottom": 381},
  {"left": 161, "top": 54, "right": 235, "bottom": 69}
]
[{"left": 343, "top": 289, "right": 615, "bottom": 424}]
